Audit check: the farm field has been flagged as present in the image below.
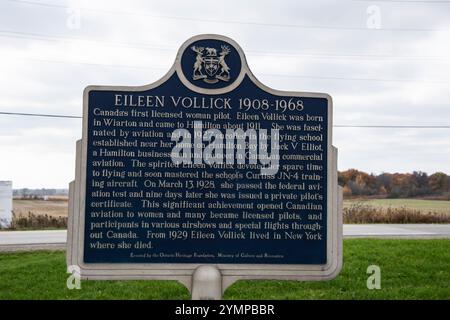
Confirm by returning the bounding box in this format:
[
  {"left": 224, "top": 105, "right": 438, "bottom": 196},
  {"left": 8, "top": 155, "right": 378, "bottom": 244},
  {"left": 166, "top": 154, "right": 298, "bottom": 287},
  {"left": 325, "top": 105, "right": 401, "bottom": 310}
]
[
  {"left": 7, "top": 198, "right": 450, "bottom": 228},
  {"left": 14, "top": 198, "right": 450, "bottom": 218},
  {"left": 13, "top": 199, "right": 68, "bottom": 218},
  {"left": 344, "top": 198, "right": 450, "bottom": 214}
]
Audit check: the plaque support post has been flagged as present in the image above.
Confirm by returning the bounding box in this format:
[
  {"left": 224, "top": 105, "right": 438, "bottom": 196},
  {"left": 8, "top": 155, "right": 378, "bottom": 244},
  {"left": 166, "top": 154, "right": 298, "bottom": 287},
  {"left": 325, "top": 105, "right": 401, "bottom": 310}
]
[{"left": 191, "top": 265, "right": 222, "bottom": 300}]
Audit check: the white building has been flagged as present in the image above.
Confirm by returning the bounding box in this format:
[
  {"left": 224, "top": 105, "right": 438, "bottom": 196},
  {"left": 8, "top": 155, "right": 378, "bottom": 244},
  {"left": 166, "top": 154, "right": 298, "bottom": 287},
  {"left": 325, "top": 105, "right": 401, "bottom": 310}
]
[{"left": 0, "top": 181, "right": 13, "bottom": 227}]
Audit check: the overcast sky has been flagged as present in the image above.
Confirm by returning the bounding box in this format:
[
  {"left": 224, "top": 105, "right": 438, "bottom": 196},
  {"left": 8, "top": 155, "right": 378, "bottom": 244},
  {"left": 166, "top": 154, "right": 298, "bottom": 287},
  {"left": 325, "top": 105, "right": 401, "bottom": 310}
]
[{"left": 1, "top": 0, "right": 450, "bottom": 188}]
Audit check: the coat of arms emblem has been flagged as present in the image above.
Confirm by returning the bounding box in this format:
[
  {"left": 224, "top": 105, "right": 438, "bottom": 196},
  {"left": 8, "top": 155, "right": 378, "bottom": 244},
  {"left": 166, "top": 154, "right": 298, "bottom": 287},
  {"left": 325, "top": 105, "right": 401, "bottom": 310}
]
[{"left": 191, "top": 45, "right": 231, "bottom": 83}]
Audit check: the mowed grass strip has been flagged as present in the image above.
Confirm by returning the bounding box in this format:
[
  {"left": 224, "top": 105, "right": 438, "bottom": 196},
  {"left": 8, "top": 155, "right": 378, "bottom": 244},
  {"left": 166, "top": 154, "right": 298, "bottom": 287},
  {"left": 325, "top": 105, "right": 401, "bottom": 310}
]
[{"left": 0, "top": 239, "right": 449, "bottom": 299}]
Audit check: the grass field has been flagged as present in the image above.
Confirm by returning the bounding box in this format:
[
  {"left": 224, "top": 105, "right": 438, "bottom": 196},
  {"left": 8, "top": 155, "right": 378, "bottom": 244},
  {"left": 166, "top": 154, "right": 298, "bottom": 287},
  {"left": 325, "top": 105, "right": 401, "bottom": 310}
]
[
  {"left": 344, "top": 199, "right": 450, "bottom": 214},
  {"left": 0, "top": 239, "right": 449, "bottom": 299},
  {"left": 13, "top": 198, "right": 450, "bottom": 218},
  {"left": 13, "top": 199, "right": 68, "bottom": 218}
]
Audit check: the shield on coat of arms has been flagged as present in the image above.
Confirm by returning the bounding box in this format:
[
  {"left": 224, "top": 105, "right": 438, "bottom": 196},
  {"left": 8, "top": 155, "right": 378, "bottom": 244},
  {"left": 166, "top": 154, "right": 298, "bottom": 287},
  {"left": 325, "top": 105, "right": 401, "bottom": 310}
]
[{"left": 203, "top": 57, "right": 220, "bottom": 77}]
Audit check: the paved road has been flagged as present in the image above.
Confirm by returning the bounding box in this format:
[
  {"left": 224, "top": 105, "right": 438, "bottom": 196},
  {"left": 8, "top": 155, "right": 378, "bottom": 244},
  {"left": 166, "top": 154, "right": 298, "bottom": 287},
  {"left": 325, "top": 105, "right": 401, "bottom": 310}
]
[
  {"left": 343, "top": 224, "right": 450, "bottom": 238},
  {"left": 0, "top": 230, "right": 67, "bottom": 251},
  {"left": 0, "top": 224, "right": 449, "bottom": 251}
]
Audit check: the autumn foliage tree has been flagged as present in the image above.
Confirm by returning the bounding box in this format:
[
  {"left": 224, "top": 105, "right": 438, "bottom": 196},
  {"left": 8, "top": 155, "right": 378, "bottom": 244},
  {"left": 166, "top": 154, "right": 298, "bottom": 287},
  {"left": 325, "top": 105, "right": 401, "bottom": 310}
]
[{"left": 338, "top": 169, "right": 450, "bottom": 198}]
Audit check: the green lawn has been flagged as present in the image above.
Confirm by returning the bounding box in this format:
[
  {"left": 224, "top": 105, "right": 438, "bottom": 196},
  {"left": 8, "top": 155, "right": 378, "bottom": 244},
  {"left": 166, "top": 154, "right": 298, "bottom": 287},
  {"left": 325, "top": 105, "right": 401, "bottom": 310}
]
[
  {"left": 344, "top": 198, "right": 450, "bottom": 214},
  {"left": 1, "top": 239, "right": 449, "bottom": 299}
]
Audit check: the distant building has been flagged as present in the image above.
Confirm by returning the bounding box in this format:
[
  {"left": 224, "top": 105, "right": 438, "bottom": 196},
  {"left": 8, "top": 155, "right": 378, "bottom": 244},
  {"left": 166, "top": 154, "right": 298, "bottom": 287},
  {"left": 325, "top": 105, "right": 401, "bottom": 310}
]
[{"left": 0, "top": 181, "right": 13, "bottom": 227}]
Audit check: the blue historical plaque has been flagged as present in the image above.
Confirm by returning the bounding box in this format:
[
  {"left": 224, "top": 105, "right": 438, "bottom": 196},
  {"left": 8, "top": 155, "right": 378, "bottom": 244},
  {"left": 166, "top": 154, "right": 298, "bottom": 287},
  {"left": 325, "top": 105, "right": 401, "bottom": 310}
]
[{"left": 68, "top": 35, "right": 341, "bottom": 283}]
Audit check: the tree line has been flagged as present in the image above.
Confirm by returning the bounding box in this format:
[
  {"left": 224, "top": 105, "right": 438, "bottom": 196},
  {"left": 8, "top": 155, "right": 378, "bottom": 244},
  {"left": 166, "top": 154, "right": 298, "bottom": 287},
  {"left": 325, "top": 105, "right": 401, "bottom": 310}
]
[{"left": 338, "top": 169, "right": 450, "bottom": 199}]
